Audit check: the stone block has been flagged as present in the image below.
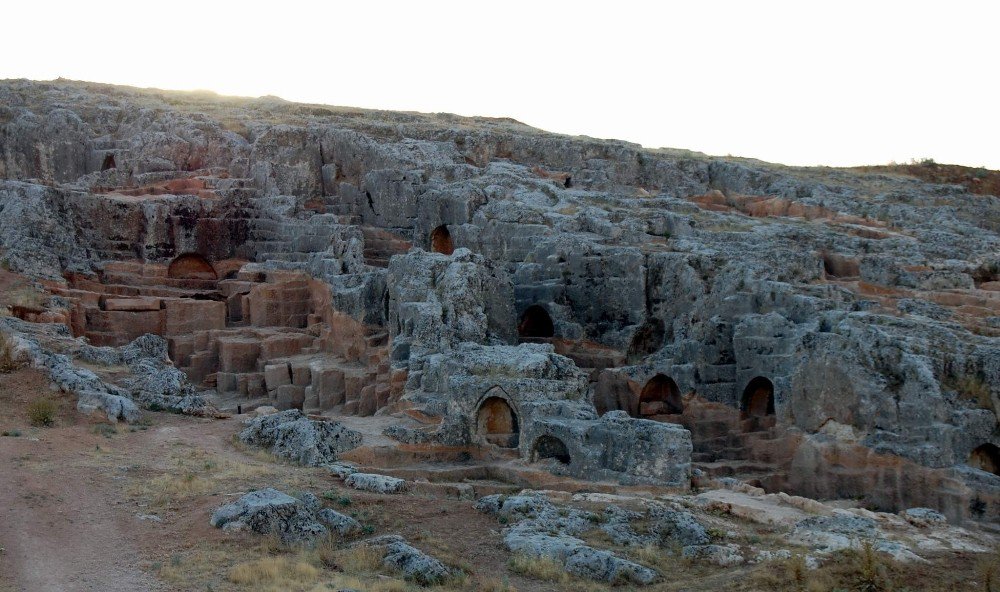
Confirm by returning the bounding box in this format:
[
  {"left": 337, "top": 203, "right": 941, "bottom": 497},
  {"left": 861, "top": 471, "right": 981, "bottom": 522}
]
[
  {"left": 237, "top": 374, "right": 250, "bottom": 396},
  {"left": 218, "top": 280, "right": 256, "bottom": 298},
  {"left": 217, "top": 372, "right": 238, "bottom": 393},
  {"left": 261, "top": 333, "right": 314, "bottom": 360},
  {"left": 185, "top": 351, "right": 216, "bottom": 385},
  {"left": 226, "top": 293, "right": 245, "bottom": 323},
  {"left": 104, "top": 297, "right": 161, "bottom": 311},
  {"left": 248, "top": 282, "right": 311, "bottom": 328},
  {"left": 291, "top": 363, "right": 311, "bottom": 387},
  {"left": 219, "top": 337, "right": 261, "bottom": 373},
  {"left": 358, "top": 384, "right": 377, "bottom": 416},
  {"left": 312, "top": 366, "right": 346, "bottom": 409},
  {"left": 345, "top": 372, "right": 367, "bottom": 403},
  {"left": 194, "top": 330, "right": 212, "bottom": 351},
  {"left": 275, "top": 385, "right": 306, "bottom": 411},
  {"left": 86, "top": 309, "right": 164, "bottom": 345},
  {"left": 168, "top": 335, "right": 195, "bottom": 366},
  {"left": 163, "top": 299, "right": 225, "bottom": 336},
  {"left": 302, "top": 386, "right": 318, "bottom": 412},
  {"left": 265, "top": 363, "right": 291, "bottom": 391},
  {"left": 247, "top": 373, "right": 266, "bottom": 397}
]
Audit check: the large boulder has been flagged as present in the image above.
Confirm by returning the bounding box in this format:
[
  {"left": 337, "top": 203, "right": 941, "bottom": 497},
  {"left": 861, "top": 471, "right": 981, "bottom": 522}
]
[
  {"left": 76, "top": 390, "right": 140, "bottom": 423},
  {"left": 239, "top": 409, "right": 362, "bottom": 466},
  {"left": 210, "top": 488, "right": 328, "bottom": 544}
]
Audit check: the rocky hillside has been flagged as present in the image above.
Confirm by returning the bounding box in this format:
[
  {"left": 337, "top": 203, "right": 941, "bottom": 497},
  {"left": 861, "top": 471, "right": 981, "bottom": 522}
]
[{"left": 1, "top": 78, "right": 998, "bottom": 525}]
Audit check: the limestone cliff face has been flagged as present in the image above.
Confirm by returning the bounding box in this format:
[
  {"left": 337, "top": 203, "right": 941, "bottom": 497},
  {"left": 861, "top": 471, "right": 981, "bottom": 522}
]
[{"left": 1, "top": 79, "right": 998, "bottom": 517}]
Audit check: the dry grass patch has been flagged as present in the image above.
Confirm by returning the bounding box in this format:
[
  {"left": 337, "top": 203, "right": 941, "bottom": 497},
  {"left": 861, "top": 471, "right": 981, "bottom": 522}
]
[
  {"left": 0, "top": 332, "right": 21, "bottom": 374},
  {"left": 128, "top": 444, "right": 279, "bottom": 506},
  {"left": 579, "top": 527, "right": 617, "bottom": 550},
  {"left": 740, "top": 543, "right": 988, "bottom": 592},
  {"left": 143, "top": 472, "right": 215, "bottom": 505},
  {"left": 409, "top": 533, "right": 473, "bottom": 574},
  {"left": 508, "top": 553, "right": 569, "bottom": 583},
  {"left": 746, "top": 554, "right": 830, "bottom": 592},
  {"left": 329, "top": 544, "right": 384, "bottom": 575},
  {"left": 26, "top": 398, "right": 57, "bottom": 427},
  {"left": 627, "top": 543, "right": 683, "bottom": 573},
  {"left": 470, "top": 575, "right": 519, "bottom": 592},
  {"left": 977, "top": 548, "right": 1000, "bottom": 592},
  {"left": 228, "top": 555, "right": 320, "bottom": 587}
]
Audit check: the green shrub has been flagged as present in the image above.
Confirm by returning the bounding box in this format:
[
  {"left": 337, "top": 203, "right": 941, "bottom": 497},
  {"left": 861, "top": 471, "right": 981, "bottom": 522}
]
[
  {"left": 854, "top": 539, "right": 890, "bottom": 592},
  {"left": 27, "top": 398, "right": 57, "bottom": 427},
  {"left": 92, "top": 423, "right": 117, "bottom": 438}
]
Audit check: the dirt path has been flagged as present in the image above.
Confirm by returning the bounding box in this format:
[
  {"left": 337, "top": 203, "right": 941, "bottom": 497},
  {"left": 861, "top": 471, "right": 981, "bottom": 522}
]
[
  {"left": 0, "top": 369, "right": 548, "bottom": 591},
  {"left": 0, "top": 370, "right": 164, "bottom": 592}
]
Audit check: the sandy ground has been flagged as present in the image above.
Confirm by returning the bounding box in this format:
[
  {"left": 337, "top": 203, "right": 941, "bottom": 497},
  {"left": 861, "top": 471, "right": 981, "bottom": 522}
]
[
  {"left": 0, "top": 370, "right": 164, "bottom": 591},
  {"left": 0, "top": 368, "right": 543, "bottom": 592}
]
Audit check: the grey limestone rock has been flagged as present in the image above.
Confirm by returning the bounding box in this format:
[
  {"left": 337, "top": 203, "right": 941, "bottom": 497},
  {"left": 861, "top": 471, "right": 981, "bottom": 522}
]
[
  {"left": 681, "top": 544, "right": 745, "bottom": 566},
  {"left": 0, "top": 318, "right": 214, "bottom": 422},
  {"left": 324, "top": 461, "right": 358, "bottom": 479},
  {"left": 239, "top": 409, "right": 362, "bottom": 466},
  {"left": 210, "top": 488, "right": 328, "bottom": 544},
  {"left": 344, "top": 473, "right": 408, "bottom": 494},
  {"left": 901, "top": 507, "right": 947, "bottom": 527},
  {"left": 358, "top": 535, "right": 454, "bottom": 585},
  {"left": 648, "top": 505, "right": 710, "bottom": 547},
  {"left": 76, "top": 390, "right": 140, "bottom": 423},
  {"left": 477, "top": 492, "right": 659, "bottom": 585},
  {"left": 317, "top": 508, "right": 362, "bottom": 536},
  {"left": 564, "top": 546, "right": 658, "bottom": 585},
  {"left": 2, "top": 79, "right": 1000, "bottom": 521}
]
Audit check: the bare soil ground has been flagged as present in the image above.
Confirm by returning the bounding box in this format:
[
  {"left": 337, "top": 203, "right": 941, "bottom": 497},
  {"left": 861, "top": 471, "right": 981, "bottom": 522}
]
[
  {"left": 0, "top": 367, "right": 993, "bottom": 592},
  {"left": 0, "top": 369, "right": 162, "bottom": 591}
]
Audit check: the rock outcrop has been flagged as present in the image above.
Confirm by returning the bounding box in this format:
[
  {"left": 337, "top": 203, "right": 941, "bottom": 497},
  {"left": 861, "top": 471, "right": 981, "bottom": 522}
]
[
  {"left": 238, "top": 409, "right": 362, "bottom": 466},
  {"left": 0, "top": 316, "right": 214, "bottom": 421},
  {"left": 476, "top": 492, "right": 659, "bottom": 585},
  {"left": 1, "top": 79, "right": 998, "bottom": 521},
  {"left": 210, "top": 488, "right": 360, "bottom": 545}
]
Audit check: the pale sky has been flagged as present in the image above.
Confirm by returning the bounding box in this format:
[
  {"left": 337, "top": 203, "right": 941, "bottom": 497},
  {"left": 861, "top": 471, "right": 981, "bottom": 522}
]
[{"left": 3, "top": 0, "right": 998, "bottom": 169}]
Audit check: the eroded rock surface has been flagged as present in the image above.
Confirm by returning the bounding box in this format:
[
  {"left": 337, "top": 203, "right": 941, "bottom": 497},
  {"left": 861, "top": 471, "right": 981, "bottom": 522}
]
[
  {"left": 356, "top": 535, "right": 454, "bottom": 585},
  {"left": 0, "top": 79, "right": 998, "bottom": 521},
  {"left": 344, "top": 473, "right": 408, "bottom": 494},
  {"left": 239, "top": 409, "right": 362, "bottom": 466},
  {"left": 210, "top": 488, "right": 362, "bottom": 545},
  {"left": 476, "top": 492, "right": 660, "bottom": 585},
  {"left": 1, "top": 317, "right": 214, "bottom": 421}
]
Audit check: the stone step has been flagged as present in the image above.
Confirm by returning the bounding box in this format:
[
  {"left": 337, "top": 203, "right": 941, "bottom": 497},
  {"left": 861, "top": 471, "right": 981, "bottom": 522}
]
[
  {"left": 99, "top": 273, "right": 218, "bottom": 291},
  {"left": 258, "top": 252, "right": 313, "bottom": 263},
  {"left": 77, "top": 282, "right": 216, "bottom": 300},
  {"left": 693, "top": 432, "right": 748, "bottom": 451},
  {"left": 694, "top": 460, "right": 778, "bottom": 478},
  {"left": 691, "top": 452, "right": 715, "bottom": 463},
  {"left": 747, "top": 473, "right": 788, "bottom": 492}
]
